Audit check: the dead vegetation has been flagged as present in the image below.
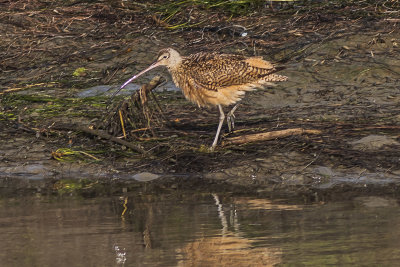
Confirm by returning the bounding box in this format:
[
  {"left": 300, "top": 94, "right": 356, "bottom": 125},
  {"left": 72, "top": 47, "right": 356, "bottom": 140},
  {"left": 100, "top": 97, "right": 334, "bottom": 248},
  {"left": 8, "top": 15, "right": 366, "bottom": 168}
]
[{"left": 104, "top": 76, "right": 167, "bottom": 140}]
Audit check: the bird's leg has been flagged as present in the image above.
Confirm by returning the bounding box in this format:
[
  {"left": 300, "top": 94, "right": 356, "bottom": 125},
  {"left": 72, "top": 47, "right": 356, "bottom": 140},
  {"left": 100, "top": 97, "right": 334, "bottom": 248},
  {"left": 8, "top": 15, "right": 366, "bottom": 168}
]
[
  {"left": 210, "top": 105, "right": 225, "bottom": 151},
  {"left": 226, "top": 103, "right": 240, "bottom": 132}
]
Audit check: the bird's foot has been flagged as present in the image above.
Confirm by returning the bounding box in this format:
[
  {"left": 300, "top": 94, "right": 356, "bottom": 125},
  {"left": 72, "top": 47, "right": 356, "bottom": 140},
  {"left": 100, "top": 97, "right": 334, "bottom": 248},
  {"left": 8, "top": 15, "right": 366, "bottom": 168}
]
[
  {"left": 226, "top": 113, "right": 235, "bottom": 132},
  {"left": 226, "top": 104, "right": 239, "bottom": 132},
  {"left": 209, "top": 140, "right": 218, "bottom": 152}
]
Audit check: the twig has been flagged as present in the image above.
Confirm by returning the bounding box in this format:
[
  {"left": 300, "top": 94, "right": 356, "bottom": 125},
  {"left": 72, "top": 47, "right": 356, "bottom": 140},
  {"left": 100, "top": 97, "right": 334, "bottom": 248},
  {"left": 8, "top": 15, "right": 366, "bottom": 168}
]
[
  {"left": 119, "top": 109, "right": 127, "bottom": 138},
  {"left": 222, "top": 128, "right": 321, "bottom": 146},
  {"left": 0, "top": 82, "right": 55, "bottom": 95}
]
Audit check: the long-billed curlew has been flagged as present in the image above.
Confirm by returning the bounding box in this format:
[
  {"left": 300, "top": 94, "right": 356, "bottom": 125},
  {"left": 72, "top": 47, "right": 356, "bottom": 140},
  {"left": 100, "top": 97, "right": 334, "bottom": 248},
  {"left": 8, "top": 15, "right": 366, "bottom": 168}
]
[{"left": 113, "top": 48, "right": 288, "bottom": 151}]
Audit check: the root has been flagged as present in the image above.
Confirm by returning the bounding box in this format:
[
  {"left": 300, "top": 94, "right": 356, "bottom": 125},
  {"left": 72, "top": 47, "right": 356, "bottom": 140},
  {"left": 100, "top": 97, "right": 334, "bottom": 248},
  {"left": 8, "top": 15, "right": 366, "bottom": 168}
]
[{"left": 104, "top": 75, "right": 166, "bottom": 139}]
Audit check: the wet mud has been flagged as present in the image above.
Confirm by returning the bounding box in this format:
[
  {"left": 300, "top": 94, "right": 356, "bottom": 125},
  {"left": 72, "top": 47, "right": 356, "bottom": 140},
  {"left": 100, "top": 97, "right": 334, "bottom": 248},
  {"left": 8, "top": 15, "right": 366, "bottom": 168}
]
[{"left": 1, "top": 1, "right": 400, "bottom": 199}]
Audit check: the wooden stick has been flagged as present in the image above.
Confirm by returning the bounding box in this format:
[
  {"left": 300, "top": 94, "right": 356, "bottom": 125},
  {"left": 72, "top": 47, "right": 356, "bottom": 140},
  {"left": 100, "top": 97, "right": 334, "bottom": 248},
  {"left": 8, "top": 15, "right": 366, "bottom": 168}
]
[
  {"left": 53, "top": 124, "right": 147, "bottom": 155},
  {"left": 138, "top": 75, "right": 163, "bottom": 104},
  {"left": 222, "top": 128, "right": 321, "bottom": 146},
  {"left": 75, "top": 126, "right": 147, "bottom": 155}
]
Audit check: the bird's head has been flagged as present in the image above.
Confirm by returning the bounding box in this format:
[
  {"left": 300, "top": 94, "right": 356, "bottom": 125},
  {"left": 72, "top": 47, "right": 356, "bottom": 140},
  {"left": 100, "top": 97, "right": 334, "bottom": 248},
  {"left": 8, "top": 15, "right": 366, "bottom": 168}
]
[
  {"left": 111, "top": 48, "right": 181, "bottom": 99},
  {"left": 155, "top": 48, "right": 182, "bottom": 69}
]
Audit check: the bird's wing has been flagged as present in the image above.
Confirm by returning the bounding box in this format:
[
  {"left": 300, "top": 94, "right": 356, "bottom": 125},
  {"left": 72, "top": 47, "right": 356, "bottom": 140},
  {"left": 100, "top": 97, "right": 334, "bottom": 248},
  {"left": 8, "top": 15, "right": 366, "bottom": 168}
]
[{"left": 183, "top": 53, "right": 278, "bottom": 91}]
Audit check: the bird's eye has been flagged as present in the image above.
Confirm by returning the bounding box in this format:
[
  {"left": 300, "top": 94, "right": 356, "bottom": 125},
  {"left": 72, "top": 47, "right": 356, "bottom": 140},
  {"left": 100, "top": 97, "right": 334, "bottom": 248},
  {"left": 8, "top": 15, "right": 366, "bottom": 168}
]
[{"left": 163, "top": 55, "right": 168, "bottom": 59}]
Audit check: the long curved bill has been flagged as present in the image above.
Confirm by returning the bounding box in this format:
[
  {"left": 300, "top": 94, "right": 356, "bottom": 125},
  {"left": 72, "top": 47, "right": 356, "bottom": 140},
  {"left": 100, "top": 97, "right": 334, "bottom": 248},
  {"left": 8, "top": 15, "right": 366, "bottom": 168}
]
[{"left": 110, "top": 60, "right": 161, "bottom": 100}]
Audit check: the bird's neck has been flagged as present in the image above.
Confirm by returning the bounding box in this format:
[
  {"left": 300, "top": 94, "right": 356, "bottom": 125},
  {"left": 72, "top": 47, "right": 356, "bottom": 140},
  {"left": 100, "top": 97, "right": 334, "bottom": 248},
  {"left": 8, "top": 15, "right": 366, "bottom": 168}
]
[{"left": 167, "top": 56, "right": 183, "bottom": 71}]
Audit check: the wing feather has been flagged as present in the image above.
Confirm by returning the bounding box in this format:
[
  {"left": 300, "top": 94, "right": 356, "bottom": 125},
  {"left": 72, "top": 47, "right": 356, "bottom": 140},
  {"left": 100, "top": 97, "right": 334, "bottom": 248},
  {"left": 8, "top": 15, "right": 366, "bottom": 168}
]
[
  {"left": 182, "top": 53, "right": 278, "bottom": 91},
  {"left": 170, "top": 52, "right": 287, "bottom": 107}
]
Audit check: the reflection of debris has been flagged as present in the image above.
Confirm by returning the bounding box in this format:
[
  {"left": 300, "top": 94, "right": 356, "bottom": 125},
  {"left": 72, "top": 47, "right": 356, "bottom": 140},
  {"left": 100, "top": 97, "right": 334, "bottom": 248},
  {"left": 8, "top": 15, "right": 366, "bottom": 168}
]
[{"left": 113, "top": 245, "right": 127, "bottom": 265}]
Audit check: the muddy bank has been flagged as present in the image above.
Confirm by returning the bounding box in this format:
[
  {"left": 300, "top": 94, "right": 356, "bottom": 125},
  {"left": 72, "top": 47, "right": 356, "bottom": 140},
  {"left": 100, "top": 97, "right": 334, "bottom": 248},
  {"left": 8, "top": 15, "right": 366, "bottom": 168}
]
[{"left": 1, "top": 1, "right": 400, "bottom": 198}]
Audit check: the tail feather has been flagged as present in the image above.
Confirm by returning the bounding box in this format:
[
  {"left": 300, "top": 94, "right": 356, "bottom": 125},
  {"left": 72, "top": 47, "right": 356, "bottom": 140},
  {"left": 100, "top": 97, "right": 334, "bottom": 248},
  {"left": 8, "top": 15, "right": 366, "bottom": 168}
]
[{"left": 264, "top": 74, "right": 288, "bottom": 82}]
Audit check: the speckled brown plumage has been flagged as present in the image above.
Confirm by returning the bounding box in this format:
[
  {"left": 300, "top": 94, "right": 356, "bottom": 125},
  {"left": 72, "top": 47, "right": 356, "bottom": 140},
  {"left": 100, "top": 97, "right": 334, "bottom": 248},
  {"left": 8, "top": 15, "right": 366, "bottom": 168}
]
[
  {"left": 160, "top": 49, "right": 288, "bottom": 107},
  {"left": 116, "top": 48, "right": 288, "bottom": 150}
]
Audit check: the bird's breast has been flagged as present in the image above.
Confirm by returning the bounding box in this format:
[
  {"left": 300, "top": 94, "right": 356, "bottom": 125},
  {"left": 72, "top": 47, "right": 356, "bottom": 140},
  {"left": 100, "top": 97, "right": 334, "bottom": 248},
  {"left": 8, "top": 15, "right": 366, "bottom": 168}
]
[{"left": 168, "top": 68, "right": 249, "bottom": 108}]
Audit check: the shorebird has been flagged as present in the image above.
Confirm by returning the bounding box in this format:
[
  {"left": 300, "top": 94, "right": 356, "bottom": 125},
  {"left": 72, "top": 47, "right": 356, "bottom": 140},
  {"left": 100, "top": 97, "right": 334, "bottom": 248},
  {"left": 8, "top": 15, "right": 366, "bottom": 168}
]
[{"left": 113, "top": 48, "right": 288, "bottom": 151}]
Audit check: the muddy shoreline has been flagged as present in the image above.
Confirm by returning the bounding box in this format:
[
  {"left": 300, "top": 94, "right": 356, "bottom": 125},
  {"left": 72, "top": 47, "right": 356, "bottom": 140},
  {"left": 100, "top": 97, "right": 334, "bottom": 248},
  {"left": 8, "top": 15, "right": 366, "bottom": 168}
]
[{"left": 1, "top": 1, "right": 400, "bottom": 199}]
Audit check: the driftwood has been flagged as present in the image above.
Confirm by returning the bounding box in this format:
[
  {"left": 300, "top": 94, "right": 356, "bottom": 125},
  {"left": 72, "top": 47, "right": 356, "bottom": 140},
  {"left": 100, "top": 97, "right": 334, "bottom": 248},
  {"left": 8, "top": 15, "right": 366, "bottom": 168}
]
[{"left": 222, "top": 128, "right": 321, "bottom": 146}]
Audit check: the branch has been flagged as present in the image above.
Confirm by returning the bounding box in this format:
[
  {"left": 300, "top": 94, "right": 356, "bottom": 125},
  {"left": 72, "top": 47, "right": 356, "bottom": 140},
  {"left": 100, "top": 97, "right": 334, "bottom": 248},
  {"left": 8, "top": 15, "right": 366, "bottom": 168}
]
[
  {"left": 75, "top": 126, "right": 147, "bottom": 155},
  {"left": 53, "top": 124, "right": 147, "bottom": 155},
  {"left": 222, "top": 128, "right": 321, "bottom": 146}
]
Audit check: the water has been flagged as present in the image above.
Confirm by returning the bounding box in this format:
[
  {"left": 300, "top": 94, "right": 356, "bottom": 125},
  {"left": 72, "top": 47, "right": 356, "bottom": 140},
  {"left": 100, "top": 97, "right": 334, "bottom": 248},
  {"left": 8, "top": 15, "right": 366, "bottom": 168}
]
[
  {"left": 77, "top": 81, "right": 179, "bottom": 98},
  {"left": 1, "top": 192, "right": 400, "bottom": 266}
]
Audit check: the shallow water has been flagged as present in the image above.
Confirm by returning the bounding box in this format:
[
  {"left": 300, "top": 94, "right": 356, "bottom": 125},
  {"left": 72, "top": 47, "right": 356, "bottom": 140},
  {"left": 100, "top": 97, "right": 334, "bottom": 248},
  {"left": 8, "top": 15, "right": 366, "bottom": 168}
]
[
  {"left": 1, "top": 190, "right": 400, "bottom": 267},
  {"left": 78, "top": 80, "right": 179, "bottom": 97}
]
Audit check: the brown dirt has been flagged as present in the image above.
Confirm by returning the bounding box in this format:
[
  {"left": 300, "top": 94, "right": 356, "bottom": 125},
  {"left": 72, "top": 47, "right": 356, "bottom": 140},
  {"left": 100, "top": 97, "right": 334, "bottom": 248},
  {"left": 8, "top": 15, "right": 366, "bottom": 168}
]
[{"left": 1, "top": 0, "right": 400, "bottom": 198}]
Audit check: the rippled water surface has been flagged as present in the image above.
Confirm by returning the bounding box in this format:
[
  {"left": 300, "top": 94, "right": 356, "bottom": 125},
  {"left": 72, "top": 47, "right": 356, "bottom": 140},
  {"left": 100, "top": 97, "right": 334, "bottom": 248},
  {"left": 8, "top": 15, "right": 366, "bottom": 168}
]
[{"left": 1, "top": 192, "right": 400, "bottom": 266}]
